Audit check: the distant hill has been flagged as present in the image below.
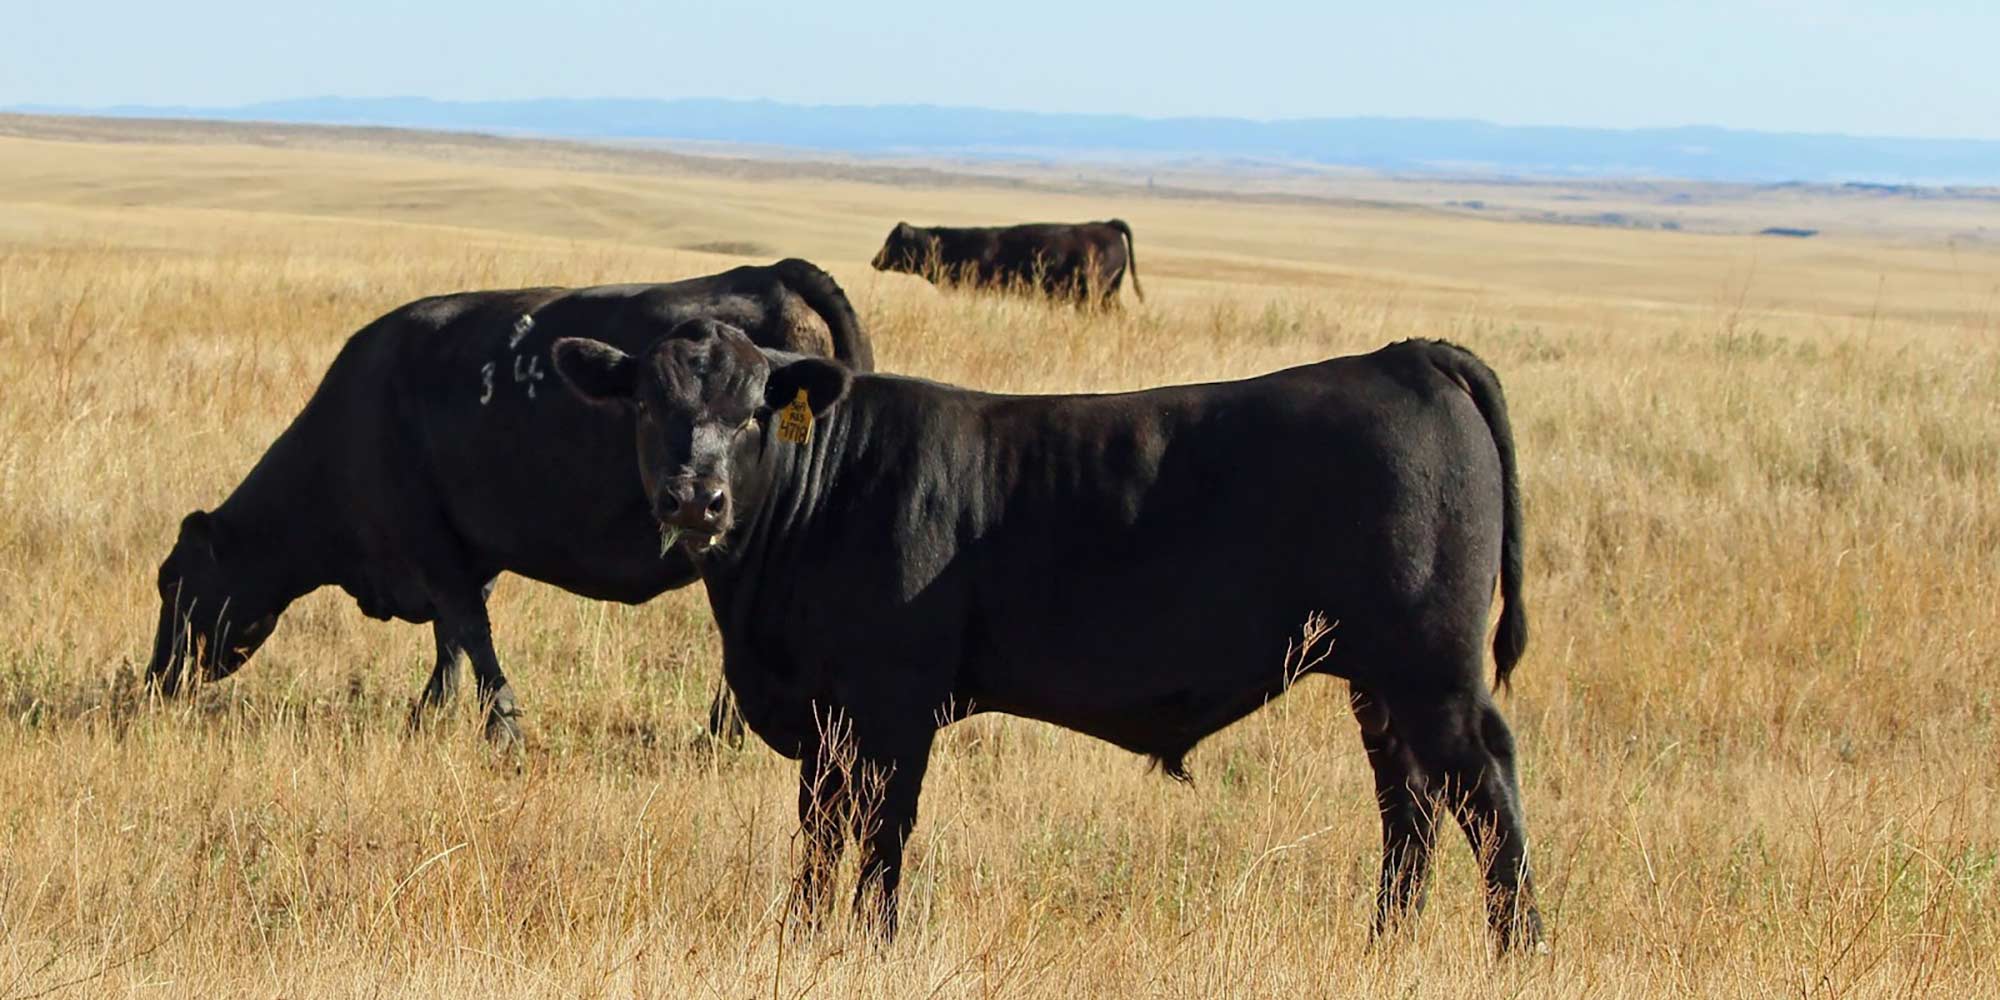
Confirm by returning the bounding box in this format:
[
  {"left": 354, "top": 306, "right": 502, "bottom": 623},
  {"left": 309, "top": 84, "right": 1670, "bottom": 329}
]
[{"left": 15, "top": 97, "right": 2000, "bottom": 185}]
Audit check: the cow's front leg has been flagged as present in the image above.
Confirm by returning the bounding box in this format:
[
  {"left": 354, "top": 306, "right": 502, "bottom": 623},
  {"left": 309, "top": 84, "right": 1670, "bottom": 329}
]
[
  {"left": 850, "top": 727, "right": 936, "bottom": 941},
  {"left": 794, "top": 733, "right": 852, "bottom": 932}
]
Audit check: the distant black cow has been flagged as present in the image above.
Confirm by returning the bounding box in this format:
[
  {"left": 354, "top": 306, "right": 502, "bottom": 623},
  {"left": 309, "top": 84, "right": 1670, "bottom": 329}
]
[
  {"left": 145, "top": 260, "right": 873, "bottom": 747},
  {"left": 871, "top": 219, "right": 1143, "bottom": 306},
  {"left": 552, "top": 322, "right": 1542, "bottom": 949}
]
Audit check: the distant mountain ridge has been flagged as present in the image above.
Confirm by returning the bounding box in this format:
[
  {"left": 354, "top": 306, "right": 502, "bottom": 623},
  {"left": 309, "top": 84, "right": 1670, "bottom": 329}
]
[{"left": 15, "top": 96, "right": 2000, "bottom": 185}]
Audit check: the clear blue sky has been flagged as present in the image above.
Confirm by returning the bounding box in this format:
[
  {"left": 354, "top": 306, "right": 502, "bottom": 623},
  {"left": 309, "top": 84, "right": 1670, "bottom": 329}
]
[{"left": 8, "top": 0, "right": 1997, "bottom": 140}]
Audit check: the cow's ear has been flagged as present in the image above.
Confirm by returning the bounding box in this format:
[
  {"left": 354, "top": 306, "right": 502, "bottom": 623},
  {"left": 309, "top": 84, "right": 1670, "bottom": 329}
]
[
  {"left": 763, "top": 357, "right": 851, "bottom": 418},
  {"left": 178, "top": 509, "right": 233, "bottom": 561},
  {"left": 178, "top": 510, "right": 216, "bottom": 555},
  {"left": 552, "top": 338, "right": 637, "bottom": 407}
]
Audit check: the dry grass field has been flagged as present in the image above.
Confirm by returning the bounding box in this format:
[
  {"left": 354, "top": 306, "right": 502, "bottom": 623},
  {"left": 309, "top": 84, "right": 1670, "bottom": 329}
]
[{"left": 1, "top": 117, "right": 1997, "bottom": 997}]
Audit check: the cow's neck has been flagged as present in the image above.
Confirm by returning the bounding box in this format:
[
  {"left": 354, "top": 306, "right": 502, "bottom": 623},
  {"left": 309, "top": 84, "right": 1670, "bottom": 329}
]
[
  {"left": 699, "top": 381, "right": 903, "bottom": 628},
  {"left": 209, "top": 420, "right": 344, "bottom": 604},
  {"left": 705, "top": 401, "right": 850, "bottom": 576}
]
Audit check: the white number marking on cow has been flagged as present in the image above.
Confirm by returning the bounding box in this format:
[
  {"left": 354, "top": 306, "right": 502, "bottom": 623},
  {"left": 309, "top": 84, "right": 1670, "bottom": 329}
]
[
  {"left": 509, "top": 313, "right": 535, "bottom": 349},
  {"left": 479, "top": 362, "right": 496, "bottom": 405},
  {"left": 514, "top": 353, "right": 545, "bottom": 399}
]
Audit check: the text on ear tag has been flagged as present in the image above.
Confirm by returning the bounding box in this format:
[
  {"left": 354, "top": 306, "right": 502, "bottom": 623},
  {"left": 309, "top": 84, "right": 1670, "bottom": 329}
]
[{"left": 776, "top": 388, "right": 814, "bottom": 444}]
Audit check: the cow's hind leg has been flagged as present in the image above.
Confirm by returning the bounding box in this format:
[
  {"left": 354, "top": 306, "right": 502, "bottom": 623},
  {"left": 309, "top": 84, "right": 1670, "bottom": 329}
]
[
  {"left": 435, "top": 586, "right": 520, "bottom": 749},
  {"left": 408, "top": 624, "right": 463, "bottom": 730},
  {"left": 1351, "top": 686, "right": 1438, "bottom": 938},
  {"left": 1393, "top": 681, "right": 1543, "bottom": 952},
  {"left": 705, "top": 680, "right": 747, "bottom": 749},
  {"left": 411, "top": 577, "right": 499, "bottom": 734}
]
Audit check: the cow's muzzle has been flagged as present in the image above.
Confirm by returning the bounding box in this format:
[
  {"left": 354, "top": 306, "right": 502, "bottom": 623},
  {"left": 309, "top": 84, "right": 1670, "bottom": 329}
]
[
  {"left": 145, "top": 607, "right": 276, "bottom": 695},
  {"left": 655, "top": 478, "right": 730, "bottom": 534}
]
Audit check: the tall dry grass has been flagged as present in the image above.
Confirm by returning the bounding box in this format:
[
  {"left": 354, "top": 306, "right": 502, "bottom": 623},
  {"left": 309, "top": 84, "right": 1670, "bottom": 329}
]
[{"left": 1, "top": 133, "right": 1998, "bottom": 997}]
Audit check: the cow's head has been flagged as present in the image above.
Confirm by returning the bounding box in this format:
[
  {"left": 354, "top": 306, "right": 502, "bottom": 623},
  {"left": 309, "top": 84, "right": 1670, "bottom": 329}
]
[
  {"left": 145, "top": 510, "right": 283, "bottom": 695},
  {"left": 871, "top": 222, "right": 936, "bottom": 276},
  {"left": 551, "top": 318, "right": 851, "bottom": 555}
]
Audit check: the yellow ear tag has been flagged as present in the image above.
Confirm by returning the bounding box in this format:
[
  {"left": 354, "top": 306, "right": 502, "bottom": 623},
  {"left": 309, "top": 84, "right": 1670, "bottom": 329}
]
[{"left": 775, "top": 388, "right": 814, "bottom": 444}]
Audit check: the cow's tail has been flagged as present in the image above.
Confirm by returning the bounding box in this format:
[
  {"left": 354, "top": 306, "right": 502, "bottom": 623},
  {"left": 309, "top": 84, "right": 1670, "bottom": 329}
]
[
  {"left": 772, "top": 258, "right": 876, "bottom": 372},
  {"left": 1107, "top": 219, "right": 1144, "bottom": 302},
  {"left": 1425, "top": 341, "right": 1527, "bottom": 691}
]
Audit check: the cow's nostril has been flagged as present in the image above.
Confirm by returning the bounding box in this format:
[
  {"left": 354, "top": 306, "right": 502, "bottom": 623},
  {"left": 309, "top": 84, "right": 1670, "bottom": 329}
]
[{"left": 665, "top": 483, "right": 727, "bottom": 529}]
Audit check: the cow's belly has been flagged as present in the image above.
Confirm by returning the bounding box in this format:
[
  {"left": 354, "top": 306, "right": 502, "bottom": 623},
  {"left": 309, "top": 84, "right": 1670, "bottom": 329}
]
[
  {"left": 495, "top": 535, "right": 697, "bottom": 605},
  {"left": 959, "top": 603, "right": 1326, "bottom": 755},
  {"left": 986, "top": 676, "right": 1299, "bottom": 764},
  {"left": 441, "top": 481, "right": 696, "bottom": 603}
]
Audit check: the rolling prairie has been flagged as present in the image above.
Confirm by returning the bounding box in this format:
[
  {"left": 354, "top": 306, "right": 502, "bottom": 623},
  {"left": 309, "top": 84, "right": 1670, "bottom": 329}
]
[{"left": 1, "top": 117, "right": 1997, "bottom": 998}]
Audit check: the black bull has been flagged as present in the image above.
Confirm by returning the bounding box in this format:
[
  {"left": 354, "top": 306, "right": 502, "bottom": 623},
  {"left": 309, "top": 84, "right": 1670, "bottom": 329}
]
[
  {"left": 871, "top": 219, "right": 1143, "bottom": 306},
  {"left": 145, "top": 259, "right": 872, "bottom": 745},
  {"left": 552, "top": 322, "right": 1543, "bottom": 949}
]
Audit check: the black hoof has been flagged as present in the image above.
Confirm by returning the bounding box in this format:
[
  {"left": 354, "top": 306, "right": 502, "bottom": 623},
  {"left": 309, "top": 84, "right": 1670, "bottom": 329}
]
[{"left": 483, "top": 687, "right": 523, "bottom": 748}]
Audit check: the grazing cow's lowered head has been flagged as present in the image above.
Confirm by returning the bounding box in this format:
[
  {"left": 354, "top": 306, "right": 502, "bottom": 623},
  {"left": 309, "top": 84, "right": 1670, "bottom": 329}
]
[
  {"left": 552, "top": 318, "right": 850, "bottom": 556},
  {"left": 146, "top": 510, "right": 283, "bottom": 694},
  {"left": 870, "top": 222, "right": 937, "bottom": 277}
]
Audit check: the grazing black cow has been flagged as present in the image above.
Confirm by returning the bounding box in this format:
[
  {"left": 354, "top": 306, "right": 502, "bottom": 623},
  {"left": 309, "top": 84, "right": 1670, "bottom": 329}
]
[
  {"left": 145, "top": 259, "right": 873, "bottom": 747},
  {"left": 870, "top": 219, "right": 1143, "bottom": 306},
  {"left": 552, "top": 321, "right": 1542, "bottom": 949}
]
